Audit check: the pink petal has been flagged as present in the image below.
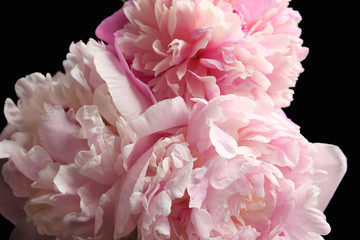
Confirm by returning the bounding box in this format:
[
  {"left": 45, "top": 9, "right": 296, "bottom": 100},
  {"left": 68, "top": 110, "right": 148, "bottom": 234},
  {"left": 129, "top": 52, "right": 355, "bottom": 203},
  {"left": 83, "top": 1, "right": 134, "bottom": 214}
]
[
  {"left": 114, "top": 145, "right": 154, "bottom": 239},
  {"left": 95, "top": 1, "right": 133, "bottom": 54},
  {"left": 2, "top": 145, "right": 52, "bottom": 182},
  {"left": 0, "top": 160, "right": 27, "bottom": 224},
  {"left": 1, "top": 160, "right": 33, "bottom": 198},
  {"left": 78, "top": 181, "right": 105, "bottom": 216},
  {"left": 123, "top": 133, "right": 160, "bottom": 171},
  {"left": 155, "top": 191, "right": 172, "bottom": 216},
  {"left": 130, "top": 97, "right": 189, "bottom": 138},
  {"left": 209, "top": 123, "right": 239, "bottom": 159},
  {"left": 74, "top": 105, "right": 107, "bottom": 153},
  {"left": 191, "top": 208, "right": 212, "bottom": 238},
  {"left": 53, "top": 164, "right": 87, "bottom": 195},
  {"left": 153, "top": 216, "right": 171, "bottom": 239},
  {"left": 76, "top": 147, "right": 118, "bottom": 186},
  {"left": 95, "top": 182, "right": 119, "bottom": 237},
  {"left": 38, "top": 106, "right": 89, "bottom": 164},
  {"left": 0, "top": 124, "right": 18, "bottom": 141},
  {"left": 94, "top": 51, "right": 152, "bottom": 120},
  {"left": 313, "top": 143, "right": 347, "bottom": 211},
  {"left": 114, "top": 31, "right": 158, "bottom": 105},
  {"left": 3, "top": 99, "right": 22, "bottom": 130},
  {"left": 188, "top": 167, "right": 209, "bottom": 208}
]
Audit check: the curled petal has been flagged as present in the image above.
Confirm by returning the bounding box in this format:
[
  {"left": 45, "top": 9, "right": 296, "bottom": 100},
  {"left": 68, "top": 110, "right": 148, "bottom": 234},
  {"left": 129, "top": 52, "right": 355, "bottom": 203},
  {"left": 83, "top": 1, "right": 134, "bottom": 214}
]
[
  {"left": 130, "top": 96, "right": 189, "bottom": 138},
  {"left": 94, "top": 51, "right": 153, "bottom": 120}
]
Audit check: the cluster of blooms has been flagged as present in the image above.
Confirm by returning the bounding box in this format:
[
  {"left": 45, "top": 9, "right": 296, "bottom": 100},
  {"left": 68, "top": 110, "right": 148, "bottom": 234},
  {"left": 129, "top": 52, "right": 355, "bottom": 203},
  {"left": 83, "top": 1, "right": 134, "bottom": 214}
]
[{"left": 0, "top": 0, "right": 347, "bottom": 239}]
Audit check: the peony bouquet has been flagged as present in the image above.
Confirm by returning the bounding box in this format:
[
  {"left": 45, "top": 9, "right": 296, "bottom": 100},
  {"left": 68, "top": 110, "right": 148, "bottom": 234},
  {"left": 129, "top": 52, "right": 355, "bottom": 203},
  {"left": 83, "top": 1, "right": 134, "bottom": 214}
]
[{"left": 0, "top": 0, "right": 347, "bottom": 239}]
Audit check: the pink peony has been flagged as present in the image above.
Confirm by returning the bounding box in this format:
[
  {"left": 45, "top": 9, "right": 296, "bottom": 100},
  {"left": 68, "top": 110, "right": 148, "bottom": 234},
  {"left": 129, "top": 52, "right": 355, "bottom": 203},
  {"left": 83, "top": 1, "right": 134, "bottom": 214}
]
[
  {"left": 0, "top": 39, "right": 155, "bottom": 239},
  {"left": 96, "top": 0, "right": 308, "bottom": 107},
  {"left": 0, "top": 3, "right": 347, "bottom": 239},
  {"left": 112, "top": 94, "right": 346, "bottom": 239}
]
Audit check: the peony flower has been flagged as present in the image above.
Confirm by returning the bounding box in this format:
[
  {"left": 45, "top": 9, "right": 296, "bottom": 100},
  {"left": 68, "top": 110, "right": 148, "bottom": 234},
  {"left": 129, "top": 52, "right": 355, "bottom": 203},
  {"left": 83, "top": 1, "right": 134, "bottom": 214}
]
[
  {"left": 0, "top": 2, "right": 347, "bottom": 239},
  {"left": 183, "top": 95, "right": 343, "bottom": 239},
  {"left": 0, "top": 39, "right": 155, "bottom": 239},
  {"left": 111, "top": 94, "right": 346, "bottom": 239},
  {"left": 96, "top": 0, "right": 308, "bottom": 107}
]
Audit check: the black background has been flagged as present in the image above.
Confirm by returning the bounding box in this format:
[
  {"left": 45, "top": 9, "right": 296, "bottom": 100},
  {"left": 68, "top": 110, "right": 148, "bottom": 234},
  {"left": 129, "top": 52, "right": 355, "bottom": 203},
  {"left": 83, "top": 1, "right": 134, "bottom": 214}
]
[{"left": 0, "top": 1, "right": 356, "bottom": 239}]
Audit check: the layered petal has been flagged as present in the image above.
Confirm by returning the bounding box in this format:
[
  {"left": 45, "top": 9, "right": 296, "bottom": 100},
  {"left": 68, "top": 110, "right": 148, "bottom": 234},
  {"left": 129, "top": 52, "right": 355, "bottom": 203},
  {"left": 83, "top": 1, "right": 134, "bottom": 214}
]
[
  {"left": 0, "top": 39, "right": 149, "bottom": 239},
  {"left": 98, "top": 0, "right": 308, "bottom": 107}
]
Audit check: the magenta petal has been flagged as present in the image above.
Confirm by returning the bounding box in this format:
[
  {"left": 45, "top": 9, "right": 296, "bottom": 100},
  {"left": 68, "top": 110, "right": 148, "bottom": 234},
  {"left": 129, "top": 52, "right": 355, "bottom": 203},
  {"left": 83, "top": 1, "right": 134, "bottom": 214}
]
[
  {"left": 114, "top": 32, "right": 157, "bottom": 105},
  {"left": 95, "top": 1, "right": 134, "bottom": 54},
  {"left": 313, "top": 143, "right": 347, "bottom": 211}
]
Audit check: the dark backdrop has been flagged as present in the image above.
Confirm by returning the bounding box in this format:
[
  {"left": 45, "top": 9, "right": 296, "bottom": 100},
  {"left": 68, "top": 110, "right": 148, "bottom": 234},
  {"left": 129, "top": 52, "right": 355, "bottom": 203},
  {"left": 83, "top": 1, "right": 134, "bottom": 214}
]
[{"left": 0, "top": 1, "right": 355, "bottom": 239}]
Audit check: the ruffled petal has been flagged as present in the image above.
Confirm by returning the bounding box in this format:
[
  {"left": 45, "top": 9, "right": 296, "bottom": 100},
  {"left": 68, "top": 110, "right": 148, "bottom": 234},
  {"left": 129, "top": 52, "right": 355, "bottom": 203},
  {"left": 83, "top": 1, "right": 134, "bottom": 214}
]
[{"left": 114, "top": 145, "right": 154, "bottom": 239}]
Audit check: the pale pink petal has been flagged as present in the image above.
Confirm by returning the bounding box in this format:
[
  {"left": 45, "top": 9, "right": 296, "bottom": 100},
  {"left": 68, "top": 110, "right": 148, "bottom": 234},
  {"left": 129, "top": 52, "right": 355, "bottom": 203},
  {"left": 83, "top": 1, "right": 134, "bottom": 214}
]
[
  {"left": 74, "top": 105, "right": 107, "bottom": 152},
  {"left": 1, "top": 161, "right": 33, "bottom": 198},
  {"left": 95, "top": 181, "right": 119, "bottom": 237},
  {"left": 130, "top": 96, "right": 189, "bottom": 138},
  {"left": 0, "top": 140, "right": 19, "bottom": 159},
  {"left": 210, "top": 123, "right": 258, "bottom": 159},
  {"left": 94, "top": 51, "right": 152, "bottom": 120},
  {"left": 191, "top": 208, "right": 212, "bottom": 238},
  {"left": 75, "top": 147, "right": 118, "bottom": 186},
  {"left": 153, "top": 216, "right": 171, "bottom": 239},
  {"left": 9, "top": 146, "right": 53, "bottom": 182},
  {"left": 53, "top": 164, "right": 87, "bottom": 195},
  {"left": 0, "top": 124, "right": 18, "bottom": 141},
  {"left": 209, "top": 123, "right": 239, "bottom": 159},
  {"left": 155, "top": 191, "right": 172, "bottom": 216},
  {"left": 313, "top": 143, "right": 347, "bottom": 211},
  {"left": 78, "top": 181, "right": 105, "bottom": 217},
  {"left": 285, "top": 184, "right": 331, "bottom": 238},
  {"left": 31, "top": 163, "right": 59, "bottom": 190},
  {"left": 3, "top": 99, "right": 22, "bottom": 130},
  {"left": 114, "top": 146, "right": 154, "bottom": 239},
  {"left": 0, "top": 160, "right": 26, "bottom": 224},
  {"left": 38, "top": 106, "right": 89, "bottom": 164},
  {"left": 163, "top": 144, "right": 194, "bottom": 198},
  {"left": 188, "top": 167, "right": 210, "bottom": 208}
]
